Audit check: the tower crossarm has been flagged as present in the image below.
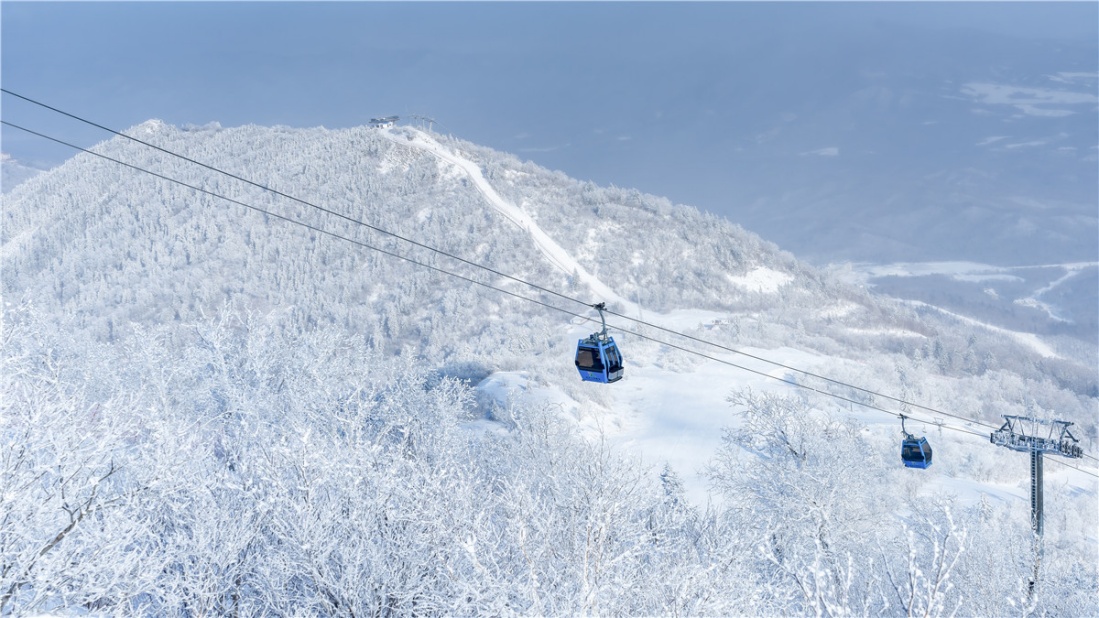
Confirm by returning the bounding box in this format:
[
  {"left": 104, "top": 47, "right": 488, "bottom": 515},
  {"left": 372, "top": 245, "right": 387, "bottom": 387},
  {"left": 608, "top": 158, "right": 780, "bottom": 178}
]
[{"left": 990, "top": 415, "right": 1084, "bottom": 459}]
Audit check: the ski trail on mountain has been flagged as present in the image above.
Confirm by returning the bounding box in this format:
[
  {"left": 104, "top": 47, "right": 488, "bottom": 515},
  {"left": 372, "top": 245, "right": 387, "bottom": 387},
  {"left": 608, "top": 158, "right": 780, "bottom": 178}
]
[
  {"left": 378, "top": 127, "right": 637, "bottom": 314},
  {"left": 906, "top": 300, "right": 1061, "bottom": 359},
  {"left": 1018, "top": 263, "right": 1094, "bottom": 322}
]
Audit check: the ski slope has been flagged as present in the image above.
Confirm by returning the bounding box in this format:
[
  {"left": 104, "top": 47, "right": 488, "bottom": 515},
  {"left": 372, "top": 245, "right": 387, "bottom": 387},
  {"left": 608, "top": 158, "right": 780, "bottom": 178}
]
[
  {"left": 907, "top": 300, "right": 1061, "bottom": 359},
  {"left": 379, "top": 127, "right": 638, "bottom": 313},
  {"left": 480, "top": 347, "right": 1098, "bottom": 508}
]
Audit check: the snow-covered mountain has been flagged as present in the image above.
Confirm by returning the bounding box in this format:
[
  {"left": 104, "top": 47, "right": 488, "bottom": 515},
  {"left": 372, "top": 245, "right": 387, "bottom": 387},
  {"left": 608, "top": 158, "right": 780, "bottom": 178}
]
[{"left": 2, "top": 122, "right": 1096, "bottom": 615}]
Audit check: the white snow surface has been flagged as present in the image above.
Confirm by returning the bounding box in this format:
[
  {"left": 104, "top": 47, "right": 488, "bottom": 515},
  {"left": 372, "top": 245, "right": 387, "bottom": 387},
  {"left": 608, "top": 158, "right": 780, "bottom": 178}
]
[
  {"left": 724, "top": 267, "right": 793, "bottom": 294},
  {"left": 907, "top": 300, "right": 1061, "bottom": 359},
  {"left": 379, "top": 127, "right": 638, "bottom": 313},
  {"left": 477, "top": 331, "right": 1095, "bottom": 507}
]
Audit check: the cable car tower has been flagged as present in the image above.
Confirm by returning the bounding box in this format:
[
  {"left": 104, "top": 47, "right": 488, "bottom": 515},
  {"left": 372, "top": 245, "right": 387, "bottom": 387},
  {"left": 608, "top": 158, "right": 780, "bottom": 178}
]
[
  {"left": 990, "top": 415, "right": 1083, "bottom": 536},
  {"left": 407, "top": 115, "right": 437, "bottom": 132},
  {"left": 990, "top": 415, "right": 1083, "bottom": 599}
]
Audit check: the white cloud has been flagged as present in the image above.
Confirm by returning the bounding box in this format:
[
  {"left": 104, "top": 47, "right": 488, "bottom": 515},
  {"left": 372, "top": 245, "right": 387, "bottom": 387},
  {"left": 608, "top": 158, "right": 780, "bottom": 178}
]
[
  {"left": 1013, "top": 105, "right": 1075, "bottom": 118},
  {"left": 1047, "top": 71, "right": 1099, "bottom": 85},
  {"left": 961, "top": 82, "right": 1097, "bottom": 118},
  {"left": 516, "top": 143, "right": 571, "bottom": 153},
  {"left": 800, "top": 147, "right": 839, "bottom": 157}
]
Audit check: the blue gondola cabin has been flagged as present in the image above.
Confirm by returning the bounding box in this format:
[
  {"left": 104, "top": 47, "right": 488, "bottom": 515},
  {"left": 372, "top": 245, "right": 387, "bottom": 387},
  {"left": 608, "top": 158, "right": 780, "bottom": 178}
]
[
  {"left": 575, "top": 335, "right": 624, "bottom": 384},
  {"left": 901, "top": 436, "right": 932, "bottom": 469}
]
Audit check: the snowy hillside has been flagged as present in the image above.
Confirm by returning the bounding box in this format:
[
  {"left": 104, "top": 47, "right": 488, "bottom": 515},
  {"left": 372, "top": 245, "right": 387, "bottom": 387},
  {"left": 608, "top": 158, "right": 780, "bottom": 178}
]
[{"left": 2, "top": 121, "right": 1096, "bottom": 615}]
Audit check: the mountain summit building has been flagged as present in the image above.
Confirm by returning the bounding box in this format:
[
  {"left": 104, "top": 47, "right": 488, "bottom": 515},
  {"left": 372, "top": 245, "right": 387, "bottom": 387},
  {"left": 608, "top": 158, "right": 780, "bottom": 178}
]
[{"left": 369, "top": 116, "right": 399, "bottom": 128}]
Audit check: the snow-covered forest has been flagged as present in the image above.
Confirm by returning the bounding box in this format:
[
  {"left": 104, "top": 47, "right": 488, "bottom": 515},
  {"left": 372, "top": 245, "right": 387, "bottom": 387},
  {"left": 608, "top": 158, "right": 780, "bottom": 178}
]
[{"left": 2, "top": 122, "right": 1096, "bottom": 615}]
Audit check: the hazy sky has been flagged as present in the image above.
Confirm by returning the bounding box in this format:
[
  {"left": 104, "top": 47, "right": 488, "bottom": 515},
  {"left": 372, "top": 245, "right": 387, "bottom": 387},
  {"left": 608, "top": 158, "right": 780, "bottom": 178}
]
[
  {"left": 4, "top": 2, "right": 1094, "bottom": 161},
  {"left": 3, "top": 1, "right": 1096, "bottom": 264}
]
